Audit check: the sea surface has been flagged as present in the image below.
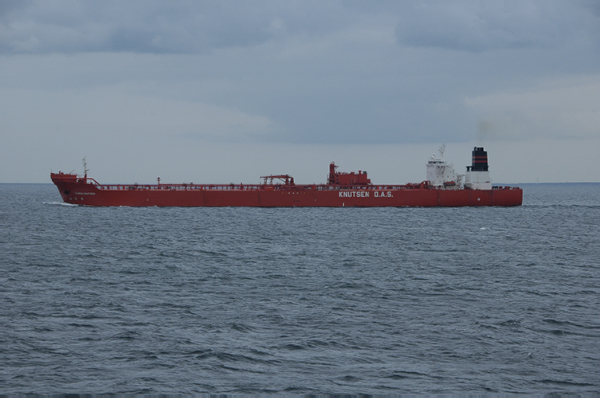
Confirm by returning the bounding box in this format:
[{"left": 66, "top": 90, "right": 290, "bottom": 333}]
[{"left": 1, "top": 183, "right": 599, "bottom": 395}]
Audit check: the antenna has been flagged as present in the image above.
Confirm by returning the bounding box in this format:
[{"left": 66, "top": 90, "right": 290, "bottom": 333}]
[
  {"left": 83, "top": 157, "right": 89, "bottom": 178},
  {"left": 439, "top": 144, "right": 446, "bottom": 159}
]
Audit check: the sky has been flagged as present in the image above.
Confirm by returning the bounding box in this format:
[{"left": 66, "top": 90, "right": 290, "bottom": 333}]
[{"left": 1, "top": 0, "right": 599, "bottom": 184}]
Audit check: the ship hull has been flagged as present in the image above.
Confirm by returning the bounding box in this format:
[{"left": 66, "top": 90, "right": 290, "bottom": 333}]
[{"left": 51, "top": 177, "right": 523, "bottom": 207}]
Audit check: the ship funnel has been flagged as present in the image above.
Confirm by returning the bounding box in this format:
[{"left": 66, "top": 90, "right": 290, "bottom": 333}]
[
  {"left": 469, "top": 147, "right": 488, "bottom": 172},
  {"left": 464, "top": 147, "right": 492, "bottom": 190}
]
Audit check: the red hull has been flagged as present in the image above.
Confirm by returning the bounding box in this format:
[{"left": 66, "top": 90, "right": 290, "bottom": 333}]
[{"left": 51, "top": 173, "right": 522, "bottom": 207}]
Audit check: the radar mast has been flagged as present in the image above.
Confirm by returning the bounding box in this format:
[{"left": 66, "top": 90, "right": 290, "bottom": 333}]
[{"left": 83, "top": 157, "right": 89, "bottom": 179}]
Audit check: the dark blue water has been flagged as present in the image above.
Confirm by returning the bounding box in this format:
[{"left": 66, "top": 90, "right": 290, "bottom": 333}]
[{"left": 1, "top": 183, "right": 599, "bottom": 394}]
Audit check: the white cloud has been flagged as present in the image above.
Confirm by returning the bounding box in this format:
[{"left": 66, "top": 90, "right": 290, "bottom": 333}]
[{"left": 0, "top": 84, "right": 275, "bottom": 145}]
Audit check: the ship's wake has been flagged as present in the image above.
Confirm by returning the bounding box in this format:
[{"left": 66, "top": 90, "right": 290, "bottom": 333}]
[{"left": 43, "top": 201, "right": 78, "bottom": 207}]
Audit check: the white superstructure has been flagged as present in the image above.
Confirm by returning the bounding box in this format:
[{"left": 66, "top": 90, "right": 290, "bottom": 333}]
[
  {"left": 426, "top": 145, "right": 462, "bottom": 188},
  {"left": 464, "top": 170, "right": 492, "bottom": 190}
]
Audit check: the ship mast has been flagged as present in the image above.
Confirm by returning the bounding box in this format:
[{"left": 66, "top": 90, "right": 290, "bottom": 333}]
[{"left": 83, "top": 157, "right": 89, "bottom": 179}]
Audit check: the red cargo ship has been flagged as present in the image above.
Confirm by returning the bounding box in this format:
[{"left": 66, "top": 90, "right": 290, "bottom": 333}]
[{"left": 51, "top": 146, "right": 522, "bottom": 207}]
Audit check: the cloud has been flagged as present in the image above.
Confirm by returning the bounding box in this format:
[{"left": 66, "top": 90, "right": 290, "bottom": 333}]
[
  {"left": 0, "top": 84, "right": 275, "bottom": 143},
  {"left": 465, "top": 75, "right": 600, "bottom": 141},
  {"left": 394, "top": 0, "right": 600, "bottom": 52},
  {"left": 2, "top": 1, "right": 599, "bottom": 55},
  {"left": 0, "top": 0, "right": 351, "bottom": 54}
]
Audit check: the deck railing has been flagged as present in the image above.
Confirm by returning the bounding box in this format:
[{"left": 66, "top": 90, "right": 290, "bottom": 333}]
[{"left": 93, "top": 182, "right": 521, "bottom": 191}]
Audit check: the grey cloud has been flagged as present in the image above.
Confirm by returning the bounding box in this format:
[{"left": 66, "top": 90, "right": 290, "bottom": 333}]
[
  {"left": 393, "top": 0, "right": 600, "bottom": 52},
  {"left": 0, "top": 0, "right": 350, "bottom": 54},
  {"left": 4, "top": 0, "right": 597, "bottom": 55}
]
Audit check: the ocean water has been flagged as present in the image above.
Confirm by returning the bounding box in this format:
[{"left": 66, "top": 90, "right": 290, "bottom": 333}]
[{"left": 1, "top": 183, "right": 599, "bottom": 395}]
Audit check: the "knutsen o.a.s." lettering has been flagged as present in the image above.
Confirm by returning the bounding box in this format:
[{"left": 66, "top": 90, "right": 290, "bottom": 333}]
[{"left": 338, "top": 191, "right": 393, "bottom": 198}]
